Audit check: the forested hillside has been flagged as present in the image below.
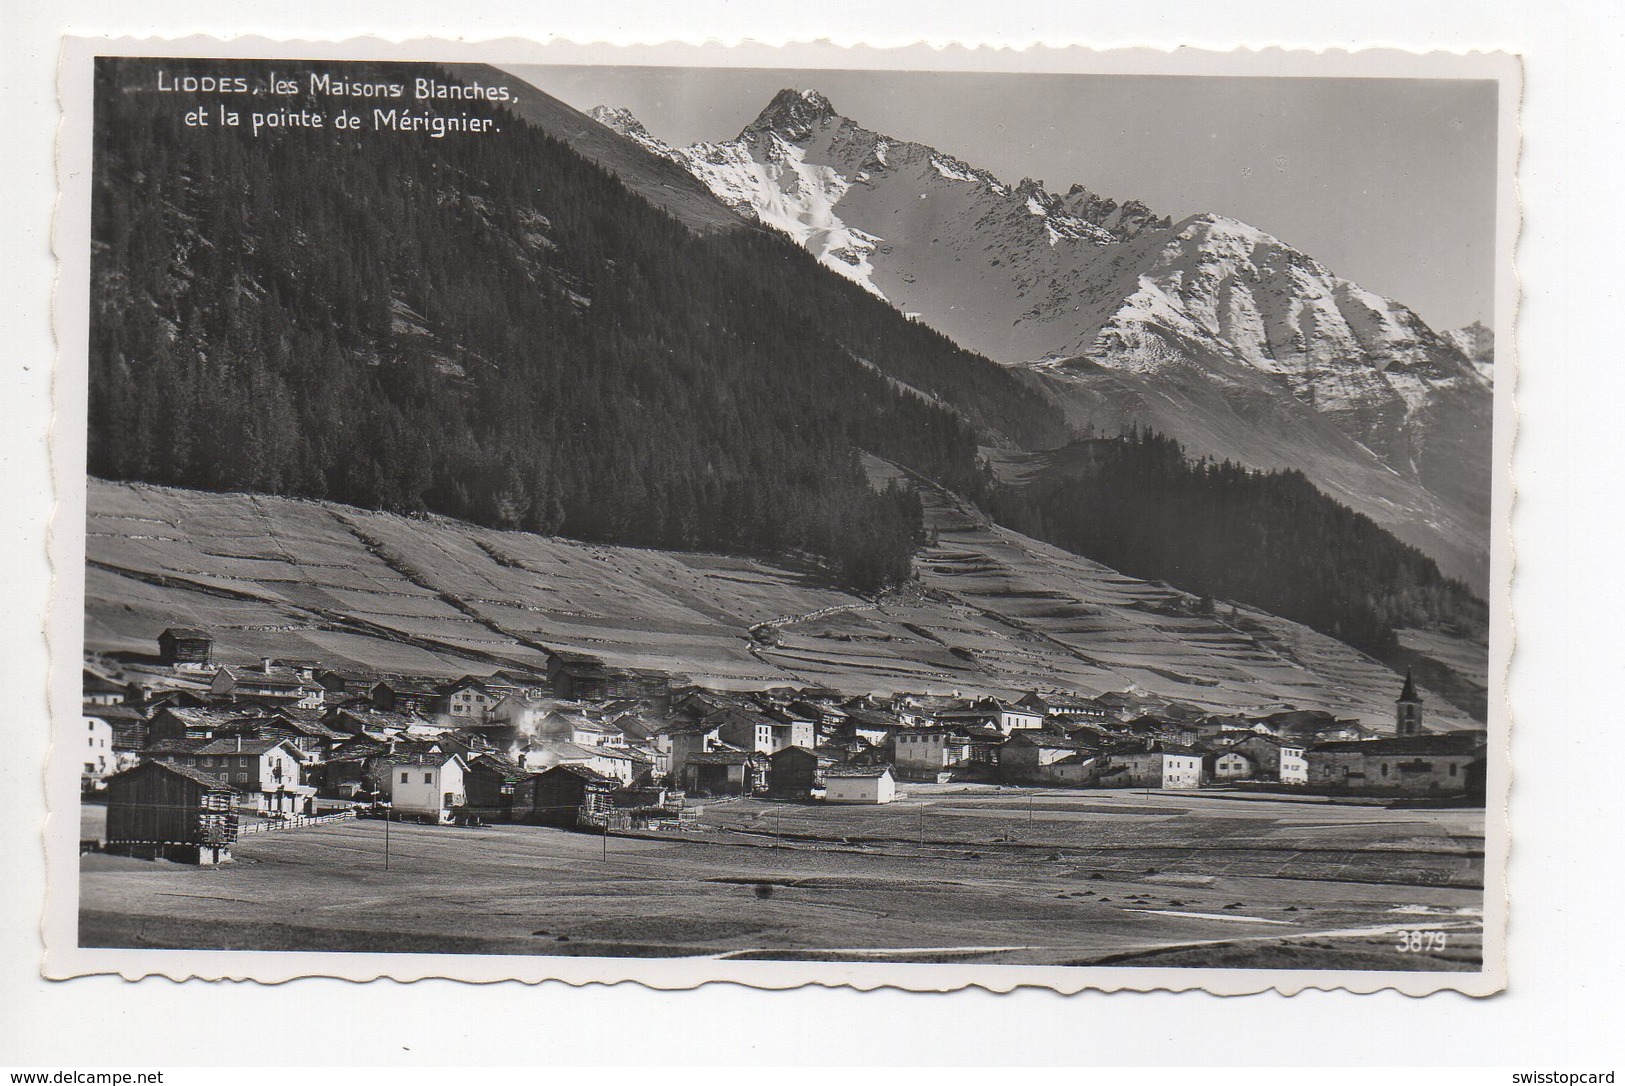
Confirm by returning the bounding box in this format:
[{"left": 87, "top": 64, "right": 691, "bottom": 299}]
[
  {"left": 88, "top": 58, "right": 1064, "bottom": 594},
  {"left": 988, "top": 430, "right": 1488, "bottom": 657}
]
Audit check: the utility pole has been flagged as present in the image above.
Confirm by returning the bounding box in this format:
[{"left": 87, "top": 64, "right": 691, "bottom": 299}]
[
  {"left": 383, "top": 808, "right": 391, "bottom": 872},
  {"left": 601, "top": 818, "right": 608, "bottom": 861},
  {"left": 918, "top": 801, "right": 925, "bottom": 849}
]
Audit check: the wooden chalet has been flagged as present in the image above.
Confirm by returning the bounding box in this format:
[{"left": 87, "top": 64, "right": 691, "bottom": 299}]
[
  {"left": 103, "top": 760, "right": 239, "bottom": 864},
  {"left": 157, "top": 627, "right": 214, "bottom": 669},
  {"left": 369, "top": 678, "right": 441, "bottom": 714},
  {"left": 683, "top": 749, "right": 770, "bottom": 797},
  {"left": 768, "top": 745, "right": 830, "bottom": 800},
  {"left": 458, "top": 752, "right": 532, "bottom": 825},
  {"left": 546, "top": 653, "right": 671, "bottom": 704},
  {"left": 514, "top": 764, "right": 618, "bottom": 827}
]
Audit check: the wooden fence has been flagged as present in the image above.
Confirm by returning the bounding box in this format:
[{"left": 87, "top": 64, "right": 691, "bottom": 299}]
[{"left": 236, "top": 810, "right": 357, "bottom": 836}]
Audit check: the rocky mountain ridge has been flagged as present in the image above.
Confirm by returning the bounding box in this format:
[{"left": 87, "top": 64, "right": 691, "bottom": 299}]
[{"left": 592, "top": 89, "right": 1494, "bottom": 588}]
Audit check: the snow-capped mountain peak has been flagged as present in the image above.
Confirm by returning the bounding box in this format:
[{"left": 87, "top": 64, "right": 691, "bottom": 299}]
[
  {"left": 587, "top": 104, "right": 654, "bottom": 142},
  {"left": 746, "top": 88, "right": 839, "bottom": 139},
  {"left": 590, "top": 87, "right": 1493, "bottom": 586}
]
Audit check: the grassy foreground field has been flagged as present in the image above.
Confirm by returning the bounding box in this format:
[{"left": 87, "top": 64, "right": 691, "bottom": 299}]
[{"left": 80, "top": 789, "right": 1484, "bottom": 970}]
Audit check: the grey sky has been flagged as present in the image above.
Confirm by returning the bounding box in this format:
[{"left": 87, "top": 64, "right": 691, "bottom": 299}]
[{"left": 508, "top": 65, "right": 1498, "bottom": 332}]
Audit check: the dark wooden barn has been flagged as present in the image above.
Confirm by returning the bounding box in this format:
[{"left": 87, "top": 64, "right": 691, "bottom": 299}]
[
  {"left": 683, "top": 750, "right": 770, "bottom": 797},
  {"left": 103, "top": 760, "right": 238, "bottom": 864},
  {"left": 514, "top": 764, "right": 617, "bottom": 827},
  {"left": 768, "top": 745, "right": 828, "bottom": 800},
  {"left": 459, "top": 755, "right": 532, "bottom": 825},
  {"left": 546, "top": 653, "right": 671, "bottom": 705},
  {"left": 157, "top": 627, "right": 214, "bottom": 668}
]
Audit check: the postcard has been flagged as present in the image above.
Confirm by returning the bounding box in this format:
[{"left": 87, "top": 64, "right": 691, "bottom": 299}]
[{"left": 47, "top": 36, "right": 1517, "bottom": 995}]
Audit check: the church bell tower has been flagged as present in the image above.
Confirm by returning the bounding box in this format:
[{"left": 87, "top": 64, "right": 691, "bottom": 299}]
[{"left": 1395, "top": 668, "right": 1424, "bottom": 736}]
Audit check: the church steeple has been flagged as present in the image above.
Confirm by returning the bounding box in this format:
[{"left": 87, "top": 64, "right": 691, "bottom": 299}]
[{"left": 1395, "top": 668, "right": 1424, "bottom": 736}]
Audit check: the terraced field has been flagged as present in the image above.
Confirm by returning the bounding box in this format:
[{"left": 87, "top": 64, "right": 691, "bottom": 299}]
[{"left": 83, "top": 475, "right": 1481, "bottom": 730}]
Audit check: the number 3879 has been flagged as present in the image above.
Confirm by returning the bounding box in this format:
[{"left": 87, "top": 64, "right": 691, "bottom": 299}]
[{"left": 1394, "top": 929, "right": 1448, "bottom": 953}]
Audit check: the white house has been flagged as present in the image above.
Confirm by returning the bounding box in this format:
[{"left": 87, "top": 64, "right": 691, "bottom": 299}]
[
  {"left": 993, "top": 703, "right": 1044, "bottom": 734},
  {"left": 534, "top": 711, "right": 617, "bottom": 749},
  {"left": 1279, "top": 744, "right": 1309, "bottom": 785},
  {"left": 441, "top": 677, "right": 498, "bottom": 723},
  {"left": 81, "top": 712, "right": 115, "bottom": 788},
  {"left": 1107, "top": 746, "right": 1205, "bottom": 790},
  {"left": 379, "top": 752, "right": 468, "bottom": 823},
  {"left": 1212, "top": 750, "right": 1255, "bottom": 781},
  {"left": 518, "top": 739, "right": 634, "bottom": 785},
  {"left": 823, "top": 765, "right": 897, "bottom": 805},
  {"left": 147, "top": 736, "right": 315, "bottom": 815}
]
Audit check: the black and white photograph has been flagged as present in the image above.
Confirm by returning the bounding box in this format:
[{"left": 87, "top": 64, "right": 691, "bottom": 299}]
[{"left": 46, "top": 39, "right": 1515, "bottom": 994}]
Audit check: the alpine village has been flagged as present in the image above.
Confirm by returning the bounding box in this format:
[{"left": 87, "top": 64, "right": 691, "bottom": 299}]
[{"left": 84, "top": 626, "right": 1483, "bottom": 865}]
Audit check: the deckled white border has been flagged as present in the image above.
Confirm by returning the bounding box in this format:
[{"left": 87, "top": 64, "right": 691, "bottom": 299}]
[{"left": 45, "top": 34, "right": 1520, "bottom": 996}]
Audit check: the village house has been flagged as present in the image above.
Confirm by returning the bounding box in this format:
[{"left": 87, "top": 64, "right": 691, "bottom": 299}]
[
  {"left": 486, "top": 669, "right": 548, "bottom": 699},
  {"left": 710, "top": 706, "right": 809, "bottom": 755},
  {"left": 823, "top": 765, "right": 898, "bottom": 805},
  {"left": 998, "top": 733, "right": 1101, "bottom": 787},
  {"left": 211, "top": 659, "right": 325, "bottom": 710},
  {"left": 82, "top": 668, "right": 127, "bottom": 706},
  {"left": 306, "top": 753, "right": 376, "bottom": 801},
  {"left": 891, "top": 728, "right": 972, "bottom": 783},
  {"left": 157, "top": 627, "right": 214, "bottom": 670},
  {"left": 145, "top": 735, "right": 315, "bottom": 815},
  {"left": 1209, "top": 748, "right": 1256, "bottom": 781},
  {"left": 147, "top": 705, "right": 277, "bottom": 745},
  {"left": 762, "top": 704, "right": 821, "bottom": 748},
  {"left": 1280, "top": 744, "right": 1310, "bottom": 784},
  {"left": 546, "top": 653, "right": 671, "bottom": 704},
  {"left": 533, "top": 710, "right": 618, "bottom": 749},
  {"left": 1101, "top": 743, "right": 1205, "bottom": 790},
  {"left": 458, "top": 752, "right": 531, "bottom": 824},
  {"left": 315, "top": 668, "right": 378, "bottom": 704},
  {"left": 768, "top": 745, "right": 830, "bottom": 800},
  {"left": 1017, "top": 691, "right": 1112, "bottom": 726},
  {"left": 377, "top": 751, "right": 468, "bottom": 823},
  {"left": 438, "top": 676, "right": 500, "bottom": 723},
  {"left": 322, "top": 705, "right": 428, "bottom": 737},
  {"left": 933, "top": 697, "right": 1043, "bottom": 735},
  {"left": 130, "top": 684, "right": 210, "bottom": 713},
  {"left": 80, "top": 711, "right": 116, "bottom": 789},
  {"left": 369, "top": 678, "right": 442, "bottom": 715},
  {"left": 102, "top": 760, "right": 238, "bottom": 864},
  {"left": 487, "top": 693, "right": 548, "bottom": 733},
  {"left": 518, "top": 738, "right": 636, "bottom": 785},
  {"left": 217, "top": 712, "right": 348, "bottom": 759},
  {"left": 515, "top": 764, "right": 618, "bottom": 827},
  {"left": 891, "top": 693, "right": 970, "bottom": 729},
  {"left": 663, "top": 722, "right": 719, "bottom": 782},
  {"left": 839, "top": 707, "right": 899, "bottom": 746},
  {"left": 1224, "top": 734, "right": 1309, "bottom": 784},
  {"left": 683, "top": 750, "right": 770, "bottom": 797},
  {"left": 1091, "top": 691, "right": 1141, "bottom": 720},
  {"left": 786, "top": 698, "right": 847, "bottom": 738},
  {"left": 83, "top": 703, "right": 148, "bottom": 765},
  {"left": 1306, "top": 734, "right": 1486, "bottom": 797}
]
